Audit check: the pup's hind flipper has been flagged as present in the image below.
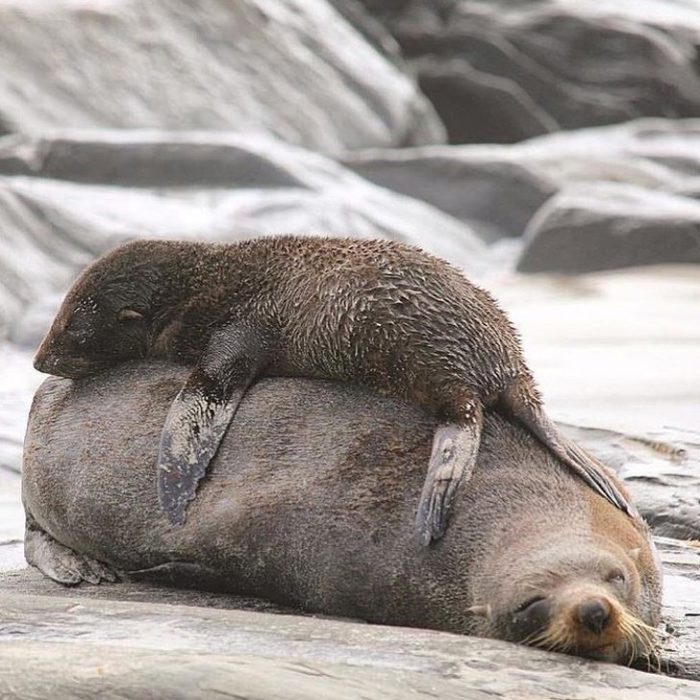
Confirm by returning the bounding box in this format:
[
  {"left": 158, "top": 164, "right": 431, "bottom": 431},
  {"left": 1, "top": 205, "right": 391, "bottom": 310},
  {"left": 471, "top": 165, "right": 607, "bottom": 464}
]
[
  {"left": 502, "top": 377, "right": 636, "bottom": 518},
  {"left": 416, "top": 403, "right": 483, "bottom": 546}
]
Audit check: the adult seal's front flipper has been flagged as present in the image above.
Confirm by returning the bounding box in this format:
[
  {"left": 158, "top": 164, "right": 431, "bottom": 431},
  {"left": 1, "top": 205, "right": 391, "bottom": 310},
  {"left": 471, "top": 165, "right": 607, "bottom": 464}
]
[
  {"left": 24, "top": 518, "right": 118, "bottom": 585},
  {"left": 157, "top": 325, "right": 266, "bottom": 526}
]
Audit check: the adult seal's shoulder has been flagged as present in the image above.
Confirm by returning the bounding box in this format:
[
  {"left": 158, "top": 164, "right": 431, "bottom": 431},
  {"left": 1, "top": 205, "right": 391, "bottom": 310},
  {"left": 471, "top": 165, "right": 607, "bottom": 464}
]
[
  {"left": 34, "top": 236, "right": 632, "bottom": 539},
  {"left": 23, "top": 364, "right": 661, "bottom": 665}
]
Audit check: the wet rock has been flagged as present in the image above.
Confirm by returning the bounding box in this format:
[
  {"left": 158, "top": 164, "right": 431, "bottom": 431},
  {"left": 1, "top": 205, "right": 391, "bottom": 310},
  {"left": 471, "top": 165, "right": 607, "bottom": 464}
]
[
  {"left": 344, "top": 118, "right": 700, "bottom": 246},
  {"left": 355, "top": 1, "right": 700, "bottom": 143},
  {"left": 564, "top": 423, "right": 700, "bottom": 542},
  {"left": 1, "top": 586, "right": 699, "bottom": 697},
  {"left": 0, "top": 131, "right": 483, "bottom": 344},
  {"left": 0, "top": 0, "right": 444, "bottom": 152},
  {"left": 514, "top": 118, "right": 700, "bottom": 196},
  {"left": 344, "top": 145, "right": 557, "bottom": 239},
  {"left": 517, "top": 184, "right": 700, "bottom": 274}
]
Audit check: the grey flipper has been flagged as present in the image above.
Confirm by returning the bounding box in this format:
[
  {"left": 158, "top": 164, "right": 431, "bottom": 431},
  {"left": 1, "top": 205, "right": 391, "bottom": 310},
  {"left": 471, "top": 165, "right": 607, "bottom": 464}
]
[
  {"left": 416, "top": 408, "right": 482, "bottom": 546},
  {"left": 502, "top": 378, "right": 637, "bottom": 518},
  {"left": 24, "top": 519, "right": 118, "bottom": 585},
  {"left": 157, "top": 325, "right": 266, "bottom": 526}
]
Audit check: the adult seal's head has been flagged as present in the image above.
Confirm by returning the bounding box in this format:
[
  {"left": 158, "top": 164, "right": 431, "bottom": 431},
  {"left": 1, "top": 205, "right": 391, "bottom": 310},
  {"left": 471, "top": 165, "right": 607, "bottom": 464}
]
[
  {"left": 470, "top": 514, "right": 659, "bottom": 662},
  {"left": 22, "top": 363, "right": 662, "bottom": 666}
]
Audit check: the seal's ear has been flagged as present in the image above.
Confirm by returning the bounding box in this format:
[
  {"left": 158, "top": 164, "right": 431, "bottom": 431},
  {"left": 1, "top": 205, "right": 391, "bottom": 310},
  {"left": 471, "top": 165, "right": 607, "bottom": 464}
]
[
  {"left": 118, "top": 308, "right": 144, "bottom": 323},
  {"left": 468, "top": 604, "right": 492, "bottom": 619}
]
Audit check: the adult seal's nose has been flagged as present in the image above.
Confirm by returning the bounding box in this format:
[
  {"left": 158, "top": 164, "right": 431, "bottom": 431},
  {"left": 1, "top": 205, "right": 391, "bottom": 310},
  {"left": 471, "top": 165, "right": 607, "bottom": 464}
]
[{"left": 576, "top": 597, "right": 612, "bottom": 635}]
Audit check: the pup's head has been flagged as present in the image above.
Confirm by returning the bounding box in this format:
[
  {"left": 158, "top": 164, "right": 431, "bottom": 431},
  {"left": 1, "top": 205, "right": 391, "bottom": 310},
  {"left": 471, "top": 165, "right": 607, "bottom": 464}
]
[{"left": 34, "top": 241, "right": 167, "bottom": 378}]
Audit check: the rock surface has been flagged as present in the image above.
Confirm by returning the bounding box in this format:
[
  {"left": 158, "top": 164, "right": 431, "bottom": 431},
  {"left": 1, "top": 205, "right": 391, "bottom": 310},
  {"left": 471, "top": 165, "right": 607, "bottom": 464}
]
[
  {"left": 344, "top": 119, "right": 700, "bottom": 267},
  {"left": 518, "top": 183, "right": 700, "bottom": 273},
  {"left": 1, "top": 585, "right": 699, "bottom": 699},
  {"left": 565, "top": 422, "right": 700, "bottom": 543},
  {"left": 0, "top": 130, "right": 483, "bottom": 345},
  {"left": 355, "top": 0, "right": 700, "bottom": 143},
  {"left": 344, "top": 144, "right": 557, "bottom": 240},
  {"left": 0, "top": 0, "right": 444, "bottom": 152}
]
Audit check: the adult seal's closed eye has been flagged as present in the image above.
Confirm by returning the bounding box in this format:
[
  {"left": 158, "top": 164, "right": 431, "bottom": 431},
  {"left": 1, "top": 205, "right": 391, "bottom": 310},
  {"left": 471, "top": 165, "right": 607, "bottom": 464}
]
[
  {"left": 33, "top": 235, "right": 634, "bottom": 540},
  {"left": 22, "top": 364, "right": 662, "bottom": 666}
]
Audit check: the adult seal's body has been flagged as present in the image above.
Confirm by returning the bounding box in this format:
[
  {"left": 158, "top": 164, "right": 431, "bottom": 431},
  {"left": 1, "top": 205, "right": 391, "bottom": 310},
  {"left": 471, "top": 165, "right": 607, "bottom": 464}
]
[
  {"left": 23, "top": 364, "right": 661, "bottom": 664},
  {"left": 33, "top": 236, "right": 631, "bottom": 540}
]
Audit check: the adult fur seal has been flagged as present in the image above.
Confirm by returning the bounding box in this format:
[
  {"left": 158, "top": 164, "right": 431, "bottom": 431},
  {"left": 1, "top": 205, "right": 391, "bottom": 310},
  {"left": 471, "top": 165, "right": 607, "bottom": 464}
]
[
  {"left": 33, "top": 236, "right": 632, "bottom": 540},
  {"left": 22, "top": 363, "right": 661, "bottom": 665}
]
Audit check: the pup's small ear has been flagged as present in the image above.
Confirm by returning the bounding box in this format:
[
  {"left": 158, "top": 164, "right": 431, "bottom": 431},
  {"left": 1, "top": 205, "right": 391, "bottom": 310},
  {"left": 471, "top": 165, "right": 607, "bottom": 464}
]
[
  {"left": 467, "top": 604, "right": 492, "bottom": 619},
  {"left": 118, "top": 308, "right": 144, "bottom": 323}
]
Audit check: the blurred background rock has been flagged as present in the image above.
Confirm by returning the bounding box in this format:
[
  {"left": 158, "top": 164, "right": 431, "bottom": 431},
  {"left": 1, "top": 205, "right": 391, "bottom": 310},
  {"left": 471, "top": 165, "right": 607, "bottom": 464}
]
[{"left": 0, "top": 0, "right": 698, "bottom": 678}]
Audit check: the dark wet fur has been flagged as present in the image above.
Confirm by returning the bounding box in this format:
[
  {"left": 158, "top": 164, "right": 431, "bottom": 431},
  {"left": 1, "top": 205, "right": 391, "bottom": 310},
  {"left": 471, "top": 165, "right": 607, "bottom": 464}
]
[{"left": 34, "top": 236, "right": 633, "bottom": 529}]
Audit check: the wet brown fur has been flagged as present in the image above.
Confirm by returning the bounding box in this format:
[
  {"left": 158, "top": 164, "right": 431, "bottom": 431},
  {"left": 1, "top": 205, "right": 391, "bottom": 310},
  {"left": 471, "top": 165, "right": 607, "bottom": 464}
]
[
  {"left": 22, "top": 363, "right": 662, "bottom": 665},
  {"left": 35, "top": 236, "right": 527, "bottom": 419}
]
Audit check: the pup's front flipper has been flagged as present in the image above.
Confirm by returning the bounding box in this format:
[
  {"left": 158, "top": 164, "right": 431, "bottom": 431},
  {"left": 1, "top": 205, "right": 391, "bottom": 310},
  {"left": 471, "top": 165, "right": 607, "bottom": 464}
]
[
  {"left": 24, "top": 519, "right": 118, "bottom": 585},
  {"left": 416, "top": 402, "right": 483, "bottom": 546},
  {"left": 157, "top": 325, "right": 266, "bottom": 526}
]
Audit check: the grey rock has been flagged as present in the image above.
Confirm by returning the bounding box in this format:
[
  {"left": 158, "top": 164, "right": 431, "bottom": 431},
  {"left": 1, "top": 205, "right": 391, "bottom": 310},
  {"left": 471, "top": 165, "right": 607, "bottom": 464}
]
[
  {"left": 355, "top": 1, "right": 700, "bottom": 143},
  {"left": 515, "top": 118, "right": 700, "bottom": 196},
  {"left": 344, "top": 145, "right": 557, "bottom": 239},
  {"left": 343, "top": 118, "right": 700, "bottom": 250},
  {"left": 0, "top": 0, "right": 444, "bottom": 152},
  {"left": 517, "top": 184, "right": 700, "bottom": 274},
  {"left": 0, "top": 130, "right": 483, "bottom": 344},
  {"left": 1, "top": 588, "right": 699, "bottom": 699}
]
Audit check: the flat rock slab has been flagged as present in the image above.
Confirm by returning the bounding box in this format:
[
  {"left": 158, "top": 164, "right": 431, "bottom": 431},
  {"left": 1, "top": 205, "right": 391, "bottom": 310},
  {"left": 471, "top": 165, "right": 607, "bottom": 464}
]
[
  {"left": 344, "top": 117, "right": 700, "bottom": 250},
  {"left": 517, "top": 184, "right": 700, "bottom": 274},
  {"left": 2, "top": 581, "right": 700, "bottom": 700}
]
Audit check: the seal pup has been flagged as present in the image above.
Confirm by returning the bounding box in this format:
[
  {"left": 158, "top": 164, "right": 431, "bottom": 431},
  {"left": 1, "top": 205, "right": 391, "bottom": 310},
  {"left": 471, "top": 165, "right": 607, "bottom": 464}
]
[
  {"left": 33, "top": 236, "right": 632, "bottom": 541},
  {"left": 22, "top": 364, "right": 661, "bottom": 665}
]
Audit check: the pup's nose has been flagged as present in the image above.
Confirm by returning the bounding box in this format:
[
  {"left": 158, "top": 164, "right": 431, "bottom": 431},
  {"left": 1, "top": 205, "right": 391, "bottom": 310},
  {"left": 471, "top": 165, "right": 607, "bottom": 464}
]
[
  {"left": 576, "top": 597, "right": 611, "bottom": 635},
  {"left": 33, "top": 349, "right": 52, "bottom": 373},
  {"left": 33, "top": 340, "right": 59, "bottom": 373}
]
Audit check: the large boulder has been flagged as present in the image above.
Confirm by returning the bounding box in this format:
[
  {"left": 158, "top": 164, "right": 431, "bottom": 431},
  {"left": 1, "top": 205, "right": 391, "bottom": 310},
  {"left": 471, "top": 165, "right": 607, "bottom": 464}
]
[
  {"left": 0, "top": 130, "right": 483, "bottom": 345},
  {"left": 344, "top": 119, "right": 700, "bottom": 254},
  {"left": 0, "top": 0, "right": 444, "bottom": 152},
  {"left": 354, "top": 0, "right": 700, "bottom": 143},
  {"left": 517, "top": 184, "right": 700, "bottom": 274},
  {"left": 344, "top": 145, "right": 557, "bottom": 240}
]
